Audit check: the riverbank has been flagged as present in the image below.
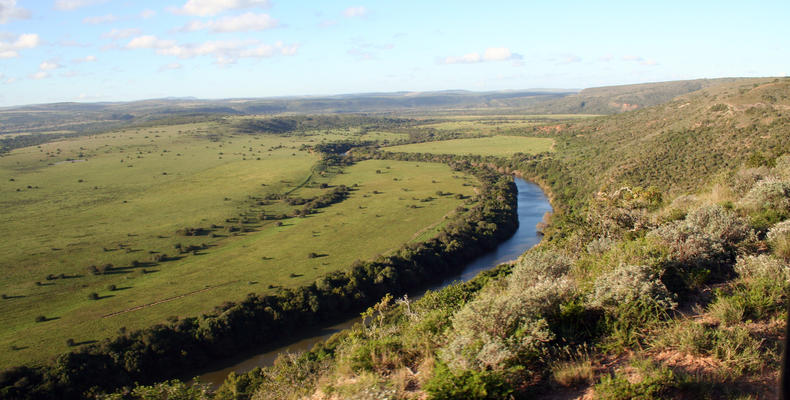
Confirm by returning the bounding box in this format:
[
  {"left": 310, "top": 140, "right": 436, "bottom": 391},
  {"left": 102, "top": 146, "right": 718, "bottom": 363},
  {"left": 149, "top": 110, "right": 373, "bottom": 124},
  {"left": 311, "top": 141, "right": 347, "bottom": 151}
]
[{"left": 197, "top": 177, "right": 551, "bottom": 388}]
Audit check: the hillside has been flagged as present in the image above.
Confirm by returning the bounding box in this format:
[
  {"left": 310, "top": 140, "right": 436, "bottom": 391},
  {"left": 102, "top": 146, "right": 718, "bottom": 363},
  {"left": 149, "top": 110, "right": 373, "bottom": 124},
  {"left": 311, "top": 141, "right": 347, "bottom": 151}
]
[
  {"left": 510, "top": 77, "right": 790, "bottom": 212},
  {"left": 1, "top": 77, "right": 788, "bottom": 399},
  {"left": 153, "top": 77, "right": 787, "bottom": 400},
  {"left": 519, "top": 78, "right": 742, "bottom": 115}
]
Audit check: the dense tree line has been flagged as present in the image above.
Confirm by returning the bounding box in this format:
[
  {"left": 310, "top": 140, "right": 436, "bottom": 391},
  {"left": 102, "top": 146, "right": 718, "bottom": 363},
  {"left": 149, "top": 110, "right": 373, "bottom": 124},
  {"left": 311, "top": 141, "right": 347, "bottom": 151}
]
[{"left": 0, "top": 158, "right": 518, "bottom": 400}]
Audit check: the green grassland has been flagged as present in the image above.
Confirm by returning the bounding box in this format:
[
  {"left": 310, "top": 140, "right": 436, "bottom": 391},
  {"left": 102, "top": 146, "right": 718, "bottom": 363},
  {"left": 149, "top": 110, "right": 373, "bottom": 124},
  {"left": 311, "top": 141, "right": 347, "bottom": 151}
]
[
  {"left": 0, "top": 123, "right": 477, "bottom": 368},
  {"left": 385, "top": 135, "right": 555, "bottom": 156}
]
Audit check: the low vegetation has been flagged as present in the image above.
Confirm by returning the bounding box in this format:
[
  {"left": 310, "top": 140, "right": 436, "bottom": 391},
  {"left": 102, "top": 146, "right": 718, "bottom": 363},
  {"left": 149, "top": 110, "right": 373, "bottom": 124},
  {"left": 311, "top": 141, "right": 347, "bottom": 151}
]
[
  {"left": 2, "top": 77, "right": 789, "bottom": 399},
  {"left": 386, "top": 135, "right": 554, "bottom": 156}
]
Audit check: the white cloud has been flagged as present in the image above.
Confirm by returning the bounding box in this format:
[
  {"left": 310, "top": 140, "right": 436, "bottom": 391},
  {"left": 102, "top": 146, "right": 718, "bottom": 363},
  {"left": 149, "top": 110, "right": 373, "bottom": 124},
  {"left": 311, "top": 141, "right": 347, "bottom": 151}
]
[
  {"left": 318, "top": 19, "right": 337, "bottom": 28},
  {"left": 444, "top": 52, "right": 480, "bottom": 64},
  {"left": 343, "top": 6, "right": 367, "bottom": 17},
  {"left": 483, "top": 47, "right": 513, "bottom": 61},
  {"left": 103, "top": 28, "right": 142, "bottom": 40},
  {"left": 0, "top": 33, "right": 39, "bottom": 58},
  {"left": 180, "top": 12, "right": 277, "bottom": 32},
  {"left": 159, "top": 62, "right": 182, "bottom": 71},
  {"left": 557, "top": 55, "right": 582, "bottom": 64},
  {"left": 30, "top": 71, "right": 49, "bottom": 80},
  {"left": 126, "top": 34, "right": 297, "bottom": 64},
  {"left": 176, "top": 0, "right": 270, "bottom": 17},
  {"left": 347, "top": 42, "right": 393, "bottom": 61},
  {"left": 443, "top": 47, "right": 522, "bottom": 64},
  {"left": 599, "top": 54, "right": 614, "bottom": 62},
  {"left": 59, "top": 38, "right": 90, "bottom": 47},
  {"left": 39, "top": 60, "right": 61, "bottom": 71},
  {"left": 83, "top": 14, "right": 117, "bottom": 24},
  {"left": 622, "top": 55, "right": 659, "bottom": 66},
  {"left": 0, "top": 0, "right": 30, "bottom": 23},
  {"left": 74, "top": 55, "right": 96, "bottom": 63},
  {"left": 126, "top": 35, "right": 176, "bottom": 49},
  {"left": 54, "top": 0, "right": 107, "bottom": 11},
  {"left": 140, "top": 9, "right": 156, "bottom": 19}
]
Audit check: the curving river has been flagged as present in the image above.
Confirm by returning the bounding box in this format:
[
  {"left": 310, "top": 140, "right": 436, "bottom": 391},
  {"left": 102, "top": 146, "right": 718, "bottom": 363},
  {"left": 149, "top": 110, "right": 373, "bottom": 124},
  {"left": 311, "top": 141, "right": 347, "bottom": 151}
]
[{"left": 196, "top": 177, "right": 551, "bottom": 388}]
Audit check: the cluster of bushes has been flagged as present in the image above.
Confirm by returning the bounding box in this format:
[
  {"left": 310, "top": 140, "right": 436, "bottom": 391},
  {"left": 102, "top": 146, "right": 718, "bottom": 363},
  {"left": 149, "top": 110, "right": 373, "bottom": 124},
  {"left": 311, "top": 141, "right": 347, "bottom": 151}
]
[
  {"left": 0, "top": 161, "right": 518, "bottom": 400},
  {"left": 176, "top": 227, "right": 211, "bottom": 237},
  {"left": 296, "top": 185, "right": 350, "bottom": 216}
]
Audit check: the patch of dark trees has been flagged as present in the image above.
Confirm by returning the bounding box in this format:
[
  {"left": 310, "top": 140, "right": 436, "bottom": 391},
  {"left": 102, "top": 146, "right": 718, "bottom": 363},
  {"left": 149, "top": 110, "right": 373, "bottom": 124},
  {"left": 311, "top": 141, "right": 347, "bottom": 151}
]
[
  {"left": 233, "top": 115, "right": 411, "bottom": 136},
  {"left": 0, "top": 156, "right": 517, "bottom": 400},
  {"left": 312, "top": 140, "right": 374, "bottom": 155}
]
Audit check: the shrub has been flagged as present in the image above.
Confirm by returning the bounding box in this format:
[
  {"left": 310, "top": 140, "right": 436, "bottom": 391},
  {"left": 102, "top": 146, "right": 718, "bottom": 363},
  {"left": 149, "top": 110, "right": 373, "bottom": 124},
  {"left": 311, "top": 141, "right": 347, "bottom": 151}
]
[
  {"left": 731, "top": 167, "right": 771, "bottom": 195},
  {"left": 552, "top": 357, "right": 595, "bottom": 387},
  {"left": 774, "top": 154, "right": 790, "bottom": 180},
  {"left": 767, "top": 220, "right": 790, "bottom": 259},
  {"left": 440, "top": 250, "right": 573, "bottom": 372},
  {"left": 707, "top": 294, "right": 746, "bottom": 326},
  {"left": 720, "top": 255, "right": 790, "bottom": 322},
  {"left": 586, "top": 236, "right": 615, "bottom": 254},
  {"left": 423, "top": 362, "right": 513, "bottom": 400},
  {"left": 734, "top": 254, "right": 790, "bottom": 283},
  {"left": 88, "top": 292, "right": 99, "bottom": 300},
  {"left": 649, "top": 205, "right": 752, "bottom": 291},
  {"left": 594, "top": 358, "right": 679, "bottom": 400},
  {"left": 103, "top": 380, "right": 212, "bottom": 400},
  {"left": 589, "top": 264, "right": 676, "bottom": 313},
  {"left": 712, "top": 326, "right": 765, "bottom": 376},
  {"left": 739, "top": 178, "right": 790, "bottom": 225},
  {"left": 35, "top": 315, "right": 46, "bottom": 322},
  {"left": 651, "top": 319, "right": 713, "bottom": 355}
]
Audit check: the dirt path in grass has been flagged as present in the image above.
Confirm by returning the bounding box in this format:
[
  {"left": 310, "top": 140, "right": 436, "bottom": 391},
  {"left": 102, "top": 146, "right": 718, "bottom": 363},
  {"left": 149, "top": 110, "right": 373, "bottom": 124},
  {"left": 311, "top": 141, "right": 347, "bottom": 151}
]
[{"left": 102, "top": 280, "right": 240, "bottom": 318}]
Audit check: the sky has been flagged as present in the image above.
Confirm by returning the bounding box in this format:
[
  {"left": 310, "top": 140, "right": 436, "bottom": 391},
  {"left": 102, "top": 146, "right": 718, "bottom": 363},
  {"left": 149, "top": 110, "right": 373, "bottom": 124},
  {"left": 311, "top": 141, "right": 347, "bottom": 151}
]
[{"left": 0, "top": 0, "right": 788, "bottom": 107}]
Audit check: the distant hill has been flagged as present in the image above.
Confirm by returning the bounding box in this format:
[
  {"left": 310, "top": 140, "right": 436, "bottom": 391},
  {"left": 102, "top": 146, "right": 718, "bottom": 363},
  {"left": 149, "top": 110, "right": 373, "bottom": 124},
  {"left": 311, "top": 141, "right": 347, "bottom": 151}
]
[
  {"left": 537, "top": 77, "right": 790, "bottom": 199},
  {"left": 518, "top": 78, "right": 742, "bottom": 114},
  {"left": 0, "top": 78, "right": 768, "bottom": 136}
]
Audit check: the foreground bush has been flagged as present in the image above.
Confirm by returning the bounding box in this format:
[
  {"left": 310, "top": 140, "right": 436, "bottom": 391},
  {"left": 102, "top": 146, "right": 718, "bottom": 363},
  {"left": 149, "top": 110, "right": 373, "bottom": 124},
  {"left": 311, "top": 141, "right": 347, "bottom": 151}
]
[
  {"left": 588, "top": 264, "right": 676, "bottom": 313},
  {"left": 439, "top": 250, "right": 573, "bottom": 379}
]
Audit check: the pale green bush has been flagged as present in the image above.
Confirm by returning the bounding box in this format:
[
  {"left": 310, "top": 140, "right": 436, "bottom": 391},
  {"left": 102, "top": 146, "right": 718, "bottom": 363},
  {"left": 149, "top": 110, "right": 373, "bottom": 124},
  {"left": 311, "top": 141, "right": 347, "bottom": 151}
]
[
  {"left": 739, "top": 178, "right": 790, "bottom": 214},
  {"left": 773, "top": 154, "right": 790, "bottom": 180},
  {"left": 734, "top": 254, "right": 790, "bottom": 282},
  {"left": 589, "top": 264, "right": 676, "bottom": 312},
  {"left": 649, "top": 205, "right": 751, "bottom": 265},
  {"left": 440, "top": 250, "right": 574, "bottom": 372},
  {"left": 731, "top": 167, "right": 772, "bottom": 195},
  {"left": 767, "top": 220, "right": 790, "bottom": 259},
  {"left": 586, "top": 236, "right": 616, "bottom": 255}
]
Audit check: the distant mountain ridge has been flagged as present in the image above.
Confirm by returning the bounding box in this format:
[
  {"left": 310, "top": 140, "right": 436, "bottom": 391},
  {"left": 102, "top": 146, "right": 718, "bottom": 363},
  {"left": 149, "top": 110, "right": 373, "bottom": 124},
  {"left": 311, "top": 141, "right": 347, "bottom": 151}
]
[{"left": 0, "top": 78, "right": 763, "bottom": 135}]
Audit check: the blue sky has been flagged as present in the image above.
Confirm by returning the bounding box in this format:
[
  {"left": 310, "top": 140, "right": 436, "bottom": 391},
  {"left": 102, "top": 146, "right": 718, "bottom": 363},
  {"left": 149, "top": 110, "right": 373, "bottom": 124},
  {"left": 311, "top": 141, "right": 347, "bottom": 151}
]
[{"left": 0, "top": 0, "right": 788, "bottom": 107}]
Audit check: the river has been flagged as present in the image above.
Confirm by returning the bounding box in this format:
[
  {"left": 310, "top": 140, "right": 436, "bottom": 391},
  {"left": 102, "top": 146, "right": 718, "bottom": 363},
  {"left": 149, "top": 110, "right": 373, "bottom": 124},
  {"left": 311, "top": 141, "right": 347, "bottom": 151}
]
[{"left": 196, "top": 177, "right": 551, "bottom": 388}]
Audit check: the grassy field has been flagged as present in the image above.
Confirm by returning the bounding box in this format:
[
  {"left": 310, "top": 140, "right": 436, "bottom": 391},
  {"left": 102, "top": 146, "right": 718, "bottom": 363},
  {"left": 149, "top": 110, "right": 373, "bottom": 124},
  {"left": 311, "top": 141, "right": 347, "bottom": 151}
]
[
  {"left": 0, "top": 123, "right": 477, "bottom": 368},
  {"left": 385, "top": 135, "right": 555, "bottom": 156}
]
